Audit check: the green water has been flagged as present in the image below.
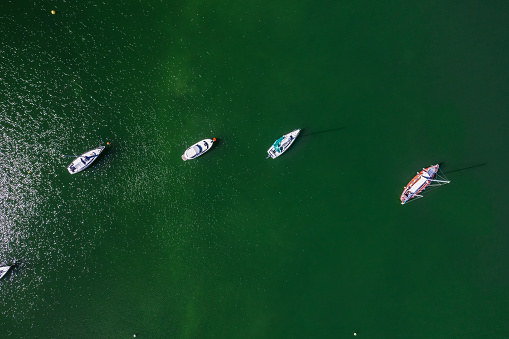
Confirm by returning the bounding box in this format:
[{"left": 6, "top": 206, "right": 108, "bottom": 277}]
[{"left": 1, "top": 0, "right": 509, "bottom": 337}]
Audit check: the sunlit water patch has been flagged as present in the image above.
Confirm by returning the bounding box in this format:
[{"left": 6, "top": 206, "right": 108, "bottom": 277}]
[{"left": 0, "top": 3, "right": 181, "bottom": 326}]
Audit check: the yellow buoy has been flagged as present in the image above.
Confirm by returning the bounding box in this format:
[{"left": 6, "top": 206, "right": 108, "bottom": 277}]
[{"left": 51, "top": 10, "right": 56, "bottom": 15}]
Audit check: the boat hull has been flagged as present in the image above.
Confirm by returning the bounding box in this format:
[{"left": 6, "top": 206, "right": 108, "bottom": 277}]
[
  {"left": 67, "top": 146, "right": 105, "bottom": 174},
  {"left": 182, "top": 138, "right": 215, "bottom": 161},
  {"left": 266, "top": 129, "right": 301, "bottom": 159},
  {"left": 0, "top": 265, "right": 11, "bottom": 280},
  {"left": 400, "top": 164, "right": 439, "bottom": 204}
]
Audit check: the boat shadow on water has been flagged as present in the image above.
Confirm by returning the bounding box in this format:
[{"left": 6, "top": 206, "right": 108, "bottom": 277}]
[
  {"left": 280, "top": 127, "right": 345, "bottom": 158},
  {"left": 300, "top": 126, "right": 345, "bottom": 138},
  {"left": 441, "top": 162, "right": 487, "bottom": 175}
]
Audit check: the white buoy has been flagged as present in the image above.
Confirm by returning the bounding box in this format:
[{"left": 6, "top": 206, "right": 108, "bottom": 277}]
[{"left": 354, "top": 333, "right": 357, "bottom": 336}]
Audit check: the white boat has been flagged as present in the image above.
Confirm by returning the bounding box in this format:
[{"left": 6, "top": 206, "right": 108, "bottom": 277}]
[
  {"left": 182, "top": 138, "right": 216, "bottom": 161},
  {"left": 67, "top": 146, "right": 105, "bottom": 174},
  {"left": 266, "top": 129, "right": 301, "bottom": 159},
  {"left": 400, "top": 164, "right": 450, "bottom": 204},
  {"left": 0, "top": 265, "right": 11, "bottom": 280}
]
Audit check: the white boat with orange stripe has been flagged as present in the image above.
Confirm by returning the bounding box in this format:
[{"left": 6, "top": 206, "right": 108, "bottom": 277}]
[{"left": 400, "top": 164, "right": 450, "bottom": 204}]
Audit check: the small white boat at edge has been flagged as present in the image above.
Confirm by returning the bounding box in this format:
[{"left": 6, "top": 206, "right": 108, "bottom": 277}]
[
  {"left": 266, "top": 129, "right": 301, "bottom": 159},
  {"left": 0, "top": 265, "right": 12, "bottom": 280},
  {"left": 182, "top": 138, "right": 216, "bottom": 161},
  {"left": 67, "top": 146, "right": 105, "bottom": 174}
]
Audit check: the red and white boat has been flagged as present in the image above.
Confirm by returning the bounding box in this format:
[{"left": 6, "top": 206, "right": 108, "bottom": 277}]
[{"left": 400, "top": 164, "right": 450, "bottom": 204}]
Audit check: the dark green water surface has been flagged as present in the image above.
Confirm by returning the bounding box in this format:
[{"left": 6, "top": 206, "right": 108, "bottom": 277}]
[{"left": 1, "top": 1, "right": 509, "bottom": 337}]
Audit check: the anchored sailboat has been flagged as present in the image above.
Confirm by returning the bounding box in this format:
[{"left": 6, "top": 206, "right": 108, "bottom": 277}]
[
  {"left": 266, "top": 129, "right": 301, "bottom": 159},
  {"left": 400, "top": 164, "right": 450, "bottom": 204},
  {"left": 66, "top": 146, "right": 105, "bottom": 174}
]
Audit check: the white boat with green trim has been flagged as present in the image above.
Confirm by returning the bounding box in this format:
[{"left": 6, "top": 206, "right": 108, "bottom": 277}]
[{"left": 266, "top": 129, "right": 301, "bottom": 159}]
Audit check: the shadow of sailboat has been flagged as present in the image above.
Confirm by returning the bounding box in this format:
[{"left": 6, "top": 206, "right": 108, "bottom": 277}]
[
  {"left": 300, "top": 127, "right": 345, "bottom": 137},
  {"left": 442, "top": 163, "right": 487, "bottom": 175}
]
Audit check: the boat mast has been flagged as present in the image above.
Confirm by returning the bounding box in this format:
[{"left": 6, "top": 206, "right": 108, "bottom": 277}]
[
  {"left": 428, "top": 179, "right": 450, "bottom": 184},
  {"left": 62, "top": 154, "right": 99, "bottom": 159}
]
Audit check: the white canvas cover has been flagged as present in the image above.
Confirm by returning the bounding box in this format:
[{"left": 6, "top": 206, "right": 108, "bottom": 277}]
[{"left": 408, "top": 176, "right": 428, "bottom": 193}]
